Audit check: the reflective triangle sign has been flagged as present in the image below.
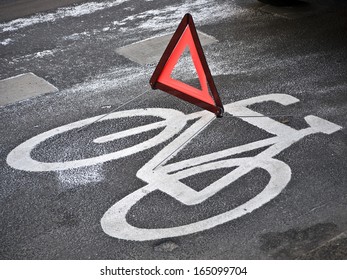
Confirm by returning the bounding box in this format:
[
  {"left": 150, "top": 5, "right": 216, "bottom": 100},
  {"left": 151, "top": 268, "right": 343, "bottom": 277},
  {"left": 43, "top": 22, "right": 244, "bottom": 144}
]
[{"left": 150, "top": 13, "right": 224, "bottom": 117}]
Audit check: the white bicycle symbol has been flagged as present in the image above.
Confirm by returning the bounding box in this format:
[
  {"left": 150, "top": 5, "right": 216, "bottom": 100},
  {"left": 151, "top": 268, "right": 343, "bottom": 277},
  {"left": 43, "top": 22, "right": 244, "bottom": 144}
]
[{"left": 7, "top": 94, "right": 342, "bottom": 241}]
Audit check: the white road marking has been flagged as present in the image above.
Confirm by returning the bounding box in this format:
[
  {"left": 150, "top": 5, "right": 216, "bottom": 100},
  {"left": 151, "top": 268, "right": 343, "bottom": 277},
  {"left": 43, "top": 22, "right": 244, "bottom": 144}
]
[
  {"left": 101, "top": 94, "right": 341, "bottom": 240},
  {"left": 6, "top": 94, "right": 342, "bottom": 240},
  {"left": 6, "top": 108, "right": 186, "bottom": 171},
  {"left": 93, "top": 120, "right": 168, "bottom": 144}
]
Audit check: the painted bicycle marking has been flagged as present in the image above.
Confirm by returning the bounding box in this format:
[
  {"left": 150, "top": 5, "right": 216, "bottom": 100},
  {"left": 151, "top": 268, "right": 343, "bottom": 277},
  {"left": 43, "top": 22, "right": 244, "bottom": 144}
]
[{"left": 6, "top": 94, "right": 342, "bottom": 241}]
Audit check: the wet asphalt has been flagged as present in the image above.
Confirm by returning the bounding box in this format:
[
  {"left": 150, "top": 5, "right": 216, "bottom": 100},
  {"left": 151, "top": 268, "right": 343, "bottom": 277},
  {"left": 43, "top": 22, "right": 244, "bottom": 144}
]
[{"left": 0, "top": 0, "right": 346, "bottom": 259}]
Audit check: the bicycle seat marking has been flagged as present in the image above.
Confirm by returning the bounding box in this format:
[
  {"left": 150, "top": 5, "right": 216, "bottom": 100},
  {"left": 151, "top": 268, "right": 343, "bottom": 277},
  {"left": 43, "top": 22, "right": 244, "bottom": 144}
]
[{"left": 6, "top": 94, "right": 342, "bottom": 241}]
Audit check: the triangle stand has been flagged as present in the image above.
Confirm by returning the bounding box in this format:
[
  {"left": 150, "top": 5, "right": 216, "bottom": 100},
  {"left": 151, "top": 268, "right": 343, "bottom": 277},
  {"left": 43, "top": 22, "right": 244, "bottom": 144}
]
[{"left": 149, "top": 13, "right": 224, "bottom": 117}]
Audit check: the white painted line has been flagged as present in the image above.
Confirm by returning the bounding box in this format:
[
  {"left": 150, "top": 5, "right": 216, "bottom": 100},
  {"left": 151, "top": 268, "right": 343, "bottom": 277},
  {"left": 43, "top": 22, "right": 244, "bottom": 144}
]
[{"left": 0, "top": 72, "right": 58, "bottom": 106}]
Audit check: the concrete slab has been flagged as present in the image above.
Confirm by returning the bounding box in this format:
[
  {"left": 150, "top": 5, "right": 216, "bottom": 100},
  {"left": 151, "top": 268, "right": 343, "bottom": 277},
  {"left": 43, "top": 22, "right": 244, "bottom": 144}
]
[
  {"left": 0, "top": 72, "right": 58, "bottom": 106},
  {"left": 116, "top": 31, "right": 218, "bottom": 65}
]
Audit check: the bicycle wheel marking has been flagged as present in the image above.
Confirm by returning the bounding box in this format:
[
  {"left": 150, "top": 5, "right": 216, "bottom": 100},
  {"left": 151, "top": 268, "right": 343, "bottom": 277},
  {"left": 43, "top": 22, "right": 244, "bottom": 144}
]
[
  {"left": 6, "top": 108, "right": 186, "bottom": 171},
  {"left": 101, "top": 157, "right": 291, "bottom": 241},
  {"left": 6, "top": 94, "right": 342, "bottom": 240}
]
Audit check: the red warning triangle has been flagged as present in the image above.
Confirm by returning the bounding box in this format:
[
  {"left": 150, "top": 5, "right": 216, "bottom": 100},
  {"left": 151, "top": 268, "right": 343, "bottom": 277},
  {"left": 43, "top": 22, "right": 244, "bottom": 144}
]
[{"left": 150, "top": 13, "right": 224, "bottom": 117}]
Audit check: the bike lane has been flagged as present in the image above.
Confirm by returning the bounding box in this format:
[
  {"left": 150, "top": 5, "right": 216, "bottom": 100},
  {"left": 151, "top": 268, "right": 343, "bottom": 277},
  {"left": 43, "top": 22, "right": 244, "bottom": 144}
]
[{"left": 1, "top": 0, "right": 347, "bottom": 260}]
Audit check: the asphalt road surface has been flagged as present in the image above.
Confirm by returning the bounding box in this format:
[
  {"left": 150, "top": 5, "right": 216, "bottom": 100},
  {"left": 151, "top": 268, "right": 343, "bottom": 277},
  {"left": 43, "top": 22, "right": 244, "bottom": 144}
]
[{"left": 0, "top": 0, "right": 346, "bottom": 259}]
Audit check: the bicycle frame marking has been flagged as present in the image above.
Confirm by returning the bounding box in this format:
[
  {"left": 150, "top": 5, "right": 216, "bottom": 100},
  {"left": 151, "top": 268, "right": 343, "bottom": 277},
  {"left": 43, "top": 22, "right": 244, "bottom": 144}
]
[{"left": 6, "top": 94, "right": 342, "bottom": 241}]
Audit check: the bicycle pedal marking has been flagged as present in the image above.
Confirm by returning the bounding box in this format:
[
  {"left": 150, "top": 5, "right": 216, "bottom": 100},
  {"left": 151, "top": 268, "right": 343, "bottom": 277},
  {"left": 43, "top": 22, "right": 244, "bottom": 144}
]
[{"left": 6, "top": 94, "right": 342, "bottom": 240}]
